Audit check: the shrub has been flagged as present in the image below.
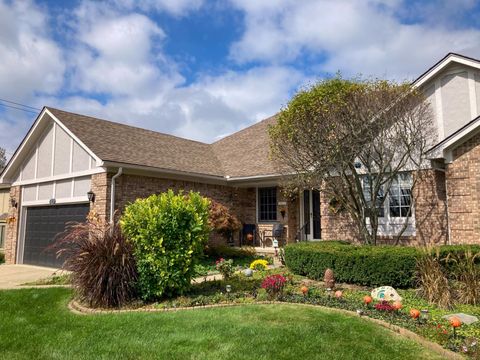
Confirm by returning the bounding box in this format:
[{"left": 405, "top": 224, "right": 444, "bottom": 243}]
[
  {"left": 52, "top": 218, "right": 137, "bottom": 308},
  {"left": 121, "top": 190, "right": 210, "bottom": 300},
  {"left": 216, "top": 258, "right": 234, "bottom": 279},
  {"left": 204, "top": 245, "right": 256, "bottom": 259},
  {"left": 250, "top": 259, "right": 268, "bottom": 271},
  {"left": 208, "top": 200, "right": 241, "bottom": 241},
  {"left": 261, "top": 274, "right": 287, "bottom": 299},
  {"left": 284, "top": 242, "right": 480, "bottom": 289}
]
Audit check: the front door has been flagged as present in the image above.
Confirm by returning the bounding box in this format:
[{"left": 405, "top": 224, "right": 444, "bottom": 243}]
[{"left": 301, "top": 190, "right": 321, "bottom": 240}]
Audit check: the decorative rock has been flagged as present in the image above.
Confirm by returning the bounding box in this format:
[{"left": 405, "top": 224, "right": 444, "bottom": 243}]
[
  {"left": 442, "top": 313, "right": 479, "bottom": 325},
  {"left": 244, "top": 268, "right": 254, "bottom": 277},
  {"left": 371, "top": 286, "right": 402, "bottom": 302}
]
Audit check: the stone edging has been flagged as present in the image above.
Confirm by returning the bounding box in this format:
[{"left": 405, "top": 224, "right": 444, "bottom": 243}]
[{"left": 68, "top": 300, "right": 462, "bottom": 359}]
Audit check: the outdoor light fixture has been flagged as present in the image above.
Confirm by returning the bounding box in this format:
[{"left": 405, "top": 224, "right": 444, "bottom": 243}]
[
  {"left": 420, "top": 309, "right": 429, "bottom": 323},
  {"left": 87, "top": 190, "right": 95, "bottom": 203},
  {"left": 10, "top": 197, "right": 17, "bottom": 208},
  {"left": 226, "top": 285, "right": 232, "bottom": 293}
]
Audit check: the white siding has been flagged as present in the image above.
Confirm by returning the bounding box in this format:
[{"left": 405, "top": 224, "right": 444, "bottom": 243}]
[
  {"left": 36, "top": 125, "right": 53, "bottom": 178},
  {"left": 55, "top": 179, "right": 72, "bottom": 199},
  {"left": 475, "top": 73, "right": 480, "bottom": 116},
  {"left": 73, "top": 177, "right": 91, "bottom": 197},
  {"left": 23, "top": 185, "right": 37, "bottom": 202},
  {"left": 21, "top": 149, "right": 36, "bottom": 180},
  {"left": 53, "top": 126, "right": 71, "bottom": 176},
  {"left": 441, "top": 71, "right": 470, "bottom": 137},
  {"left": 38, "top": 182, "right": 54, "bottom": 200},
  {"left": 72, "top": 142, "right": 90, "bottom": 172}
]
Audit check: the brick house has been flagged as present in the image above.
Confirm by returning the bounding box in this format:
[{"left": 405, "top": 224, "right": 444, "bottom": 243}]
[{"left": 2, "top": 52, "right": 480, "bottom": 267}]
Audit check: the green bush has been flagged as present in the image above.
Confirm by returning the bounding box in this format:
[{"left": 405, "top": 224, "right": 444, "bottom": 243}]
[
  {"left": 0, "top": 251, "right": 4, "bottom": 264},
  {"left": 121, "top": 190, "right": 210, "bottom": 300},
  {"left": 284, "top": 242, "right": 480, "bottom": 289}
]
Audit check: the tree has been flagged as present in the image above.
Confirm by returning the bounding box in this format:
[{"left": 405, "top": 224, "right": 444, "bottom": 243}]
[
  {"left": 269, "top": 77, "right": 436, "bottom": 245},
  {"left": 0, "top": 147, "right": 5, "bottom": 172}
]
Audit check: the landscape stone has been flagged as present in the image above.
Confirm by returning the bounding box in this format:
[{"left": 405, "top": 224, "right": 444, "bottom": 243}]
[
  {"left": 442, "top": 313, "right": 479, "bottom": 325},
  {"left": 371, "top": 286, "right": 402, "bottom": 301}
]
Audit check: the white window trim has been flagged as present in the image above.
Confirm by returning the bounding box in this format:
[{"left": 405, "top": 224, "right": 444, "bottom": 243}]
[{"left": 363, "top": 174, "right": 416, "bottom": 237}]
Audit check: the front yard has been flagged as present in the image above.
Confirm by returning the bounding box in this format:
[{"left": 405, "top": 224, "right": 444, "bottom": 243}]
[{"left": 0, "top": 287, "right": 443, "bottom": 360}]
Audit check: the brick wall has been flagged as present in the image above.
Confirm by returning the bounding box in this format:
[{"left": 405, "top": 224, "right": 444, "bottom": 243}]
[
  {"left": 446, "top": 132, "right": 480, "bottom": 244},
  {"left": 4, "top": 186, "right": 21, "bottom": 264},
  {"left": 318, "top": 169, "right": 448, "bottom": 245}
]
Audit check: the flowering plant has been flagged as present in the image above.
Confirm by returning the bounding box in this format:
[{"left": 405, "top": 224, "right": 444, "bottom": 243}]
[
  {"left": 374, "top": 300, "right": 395, "bottom": 312},
  {"left": 250, "top": 259, "right": 269, "bottom": 271},
  {"left": 261, "top": 274, "right": 287, "bottom": 299},
  {"left": 215, "top": 258, "right": 234, "bottom": 279}
]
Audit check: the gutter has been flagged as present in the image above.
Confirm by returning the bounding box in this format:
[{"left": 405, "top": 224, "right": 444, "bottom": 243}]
[{"left": 110, "top": 167, "right": 123, "bottom": 224}]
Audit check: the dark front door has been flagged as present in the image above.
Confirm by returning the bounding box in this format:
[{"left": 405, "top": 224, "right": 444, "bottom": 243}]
[
  {"left": 23, "top": 204, "right": 89, "bottom": 268},
  {"left": 302, "top": 190, "right": 321, "bottom": 240}
]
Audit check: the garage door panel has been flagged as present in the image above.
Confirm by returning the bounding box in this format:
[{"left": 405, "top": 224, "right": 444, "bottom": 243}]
[{"left": 23, "top": 204, "right": 89, "bottom": 268}]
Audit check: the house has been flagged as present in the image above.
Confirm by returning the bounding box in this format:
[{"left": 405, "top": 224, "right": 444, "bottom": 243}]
[
  {"left": 0, "top": 184, "right": 9, "bottom": 250},
  {"left": 2, "top": 52, "right": 480, "bottom": 267}
]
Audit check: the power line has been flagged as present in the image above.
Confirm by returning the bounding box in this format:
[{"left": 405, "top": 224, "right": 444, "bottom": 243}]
[
  {"left": 0, "top": 98, "right": 40, "bottom": 111},
  {"left": 0, "top": 101, "right": 40, "bottom": 115}
]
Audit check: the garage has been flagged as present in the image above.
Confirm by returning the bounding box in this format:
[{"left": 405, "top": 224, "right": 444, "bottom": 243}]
[{"left": 23, "top": 204, "right": 90, "bottom": 268}]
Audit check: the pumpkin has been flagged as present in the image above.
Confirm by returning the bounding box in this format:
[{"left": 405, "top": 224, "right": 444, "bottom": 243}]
[
  {"left": 335, "top": 290, "right": 343, "bottom": 298},
  {"left": 392, "top": 301, "right": 403, "bottom": 310},
  {"left": 450, "top": 317, "right": 462, "bottom": 328},
  {"left": 363, "top": 295, "right": 373, "bottom": 305},
  {"left": 301, "top": 286, "right": 309, "bottom": 295},
  {"left": 246, "top": 233, "right": 254, "bottom": 242},
  {"left": 410, "top": 309, "right": 420, "bottom": 319}
]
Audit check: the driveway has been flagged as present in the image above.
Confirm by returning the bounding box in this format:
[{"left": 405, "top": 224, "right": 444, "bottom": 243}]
[{"left": 0, "top": 264, "right": 62, "bottom": 289}]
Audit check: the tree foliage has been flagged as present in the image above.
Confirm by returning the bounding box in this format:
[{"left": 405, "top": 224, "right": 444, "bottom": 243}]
[
  {"left": 0, "top": 147, "right": 6, "bottom": 172},
  {"left": 208, "top": 199, "right": 241, "bottom": 241},
  {"left": 269, "top": 76, "right": 436, "bottom": 245}
]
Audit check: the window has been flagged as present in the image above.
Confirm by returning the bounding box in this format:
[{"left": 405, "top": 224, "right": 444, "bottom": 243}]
[
  {"left": 0, "top": 224, "right": 5, "bottom": 249},
  {"left": 362, "top": 172, "right": 412, "bottom": 219},
  {"left": 363, "top": 176, "right": 385, "bottom": 218},
  {"left": 388, "top": 173, "right": 412, "bottom": 217},
  {"left": 258, "top": 187, "right": 277, "bottom": 221}
]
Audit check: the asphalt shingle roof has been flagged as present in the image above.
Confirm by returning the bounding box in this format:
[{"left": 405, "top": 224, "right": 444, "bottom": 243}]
[{"left": 47, "top": 107, "right": 278, "bottom": 179}]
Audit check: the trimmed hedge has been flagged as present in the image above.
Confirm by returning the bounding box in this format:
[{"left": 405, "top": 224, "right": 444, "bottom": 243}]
[{"left": 284, "top": 241, "right": 480, "bottom": 289}]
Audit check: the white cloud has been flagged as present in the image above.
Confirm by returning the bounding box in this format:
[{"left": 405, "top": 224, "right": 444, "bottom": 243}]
[
  {"left": 113, "top": 0, "right": 203, "bottom": 16},
  {"left": 229, "top": 0, "right": 480, "bottom": 80}
]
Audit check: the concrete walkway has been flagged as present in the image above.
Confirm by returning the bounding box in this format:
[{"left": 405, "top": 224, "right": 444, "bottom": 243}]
[{"left": 0, "top": 264, "right": 62, "bottom": 289}]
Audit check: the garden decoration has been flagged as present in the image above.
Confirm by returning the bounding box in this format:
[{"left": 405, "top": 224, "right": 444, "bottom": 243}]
[
  {"left": 244, "top": 268, "right": 253, "bottom": 277},
  {"left": 449, "top": 316, "right": 462, "bottom": 340},
  {"left": 334, "top": 290, "right": 343, "bottom": 299},
  {"left": 363, "top": 295, "right": 372, "bottom": 307},
  {"left": 420, "top": 310, "right": 429, "bottom": 324},
  {"left": 323, "top": 268, "right": 335, "bottom": 289},
  {"left": 371, "top": 286, "right": 402, "bottom": 302},
  {"left": 409, "top": 309, "right": 420, "bottom": 320},
  {"left": 301, "top": 286, "right": 309, "bottom": 297},
  {"left": 392, "top": 301, "right": 403, "bottom": 310}
]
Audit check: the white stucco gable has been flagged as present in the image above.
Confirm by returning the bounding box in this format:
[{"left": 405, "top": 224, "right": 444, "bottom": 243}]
[{"left": 0, "top": 107, "right": 104, "bottom": 187}]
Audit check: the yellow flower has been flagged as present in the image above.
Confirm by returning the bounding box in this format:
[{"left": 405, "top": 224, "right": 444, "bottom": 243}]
[{"left": 250, "top": 259, "right": 269, "bottom": 270}]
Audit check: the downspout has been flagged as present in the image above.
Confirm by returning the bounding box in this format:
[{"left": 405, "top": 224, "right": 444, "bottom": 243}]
[
  {"left": 433, "top": 167, "right": 451, "bottom": 245},
  {"left": 110, "top": 167, "right": 123, "bottom": 224}
]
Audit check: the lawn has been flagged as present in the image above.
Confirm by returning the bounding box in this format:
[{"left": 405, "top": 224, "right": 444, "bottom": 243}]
[{"left": 0, "top": 288, "right": 444, "bottom": 360}]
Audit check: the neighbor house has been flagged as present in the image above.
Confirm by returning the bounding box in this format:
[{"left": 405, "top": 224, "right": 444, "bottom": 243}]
[
  {"left": 2, "top": 52, "right": 480, "bottom": 267},
  {"left": 0, "top": 184, "right": 9, "bottom": 251}
]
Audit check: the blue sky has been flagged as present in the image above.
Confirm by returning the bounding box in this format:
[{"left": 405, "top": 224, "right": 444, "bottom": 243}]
[{"left": 1, "top": 0, "right": 480, "bottom": 158}]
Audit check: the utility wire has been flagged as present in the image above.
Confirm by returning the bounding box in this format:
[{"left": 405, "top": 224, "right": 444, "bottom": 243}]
[
  {"left": 0, "top": 98, "right": 41, "bottom": 115},
  {"left": 0, "top": 98, "right": 40, "bottom": 111}
]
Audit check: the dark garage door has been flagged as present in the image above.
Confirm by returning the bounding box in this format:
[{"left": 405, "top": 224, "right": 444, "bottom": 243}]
[{"left": 23, "top": 204, "right": 90, "bottom": 268}]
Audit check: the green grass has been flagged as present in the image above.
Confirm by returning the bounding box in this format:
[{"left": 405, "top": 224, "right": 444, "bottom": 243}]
[
  {"left": 22, "top": 274, "right": 71, "bottom": 286},
  {"left": 0, "top": 288, "right": 444, "bottom": 360}
]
